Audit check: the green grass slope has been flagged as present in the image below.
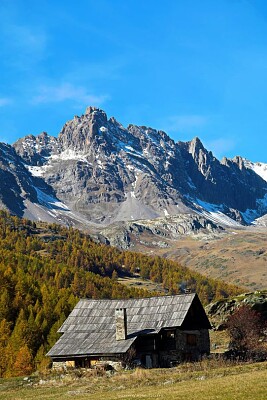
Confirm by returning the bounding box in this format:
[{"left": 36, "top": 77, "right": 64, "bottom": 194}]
[{"left": 0, "top": 361, "right": 266, "bottom": 400}]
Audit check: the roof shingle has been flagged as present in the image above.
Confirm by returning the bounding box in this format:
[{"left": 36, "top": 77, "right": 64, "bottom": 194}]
[{"left": 47, "top": 293, "right": 196, "bottom": 357}]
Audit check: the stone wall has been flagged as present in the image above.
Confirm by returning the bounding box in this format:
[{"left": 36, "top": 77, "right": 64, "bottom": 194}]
[
  {"left": 159, "top": 329, "right": 210, "bottom": 367},
  {"left": 52, "top": 360, "right": 75, "bottom": 370}
]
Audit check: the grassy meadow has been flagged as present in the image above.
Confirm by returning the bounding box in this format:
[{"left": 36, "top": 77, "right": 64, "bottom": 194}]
[{"left": 0, "top": 360, "right": 266, "bottom": 400}]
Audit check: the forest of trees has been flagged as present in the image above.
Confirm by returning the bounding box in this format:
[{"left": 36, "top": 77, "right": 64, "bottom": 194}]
[{"left": 0, "top": 211, "right": 242, "bottom": 377}]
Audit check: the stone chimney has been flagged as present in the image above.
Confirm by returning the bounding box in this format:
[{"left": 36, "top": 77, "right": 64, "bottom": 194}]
[{"left": 115, "top": 308, "right": 127, "bottom": 340}]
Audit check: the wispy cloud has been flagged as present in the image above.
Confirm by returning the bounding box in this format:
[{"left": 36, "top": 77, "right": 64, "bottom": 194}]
[
  {"left": 31, "top": 83, "right": 109, "bottom": 106},
  {"left": 162, "top": 114, "right": 208, "bottom": 133},
  {"left": 8, "top": 24, "right": 46, "bottom": 53},
  {"left": 204, "top": 137, "right": 237, "bottom": 160},
  {"left": 0, "top": 97, "right": 12, "bottom": 107},
  {"left": 66, "top": 59, "right": 127, "bottom": 82},
  {"left": 0, "top": 21, "right": 47, "bottom": 70}
]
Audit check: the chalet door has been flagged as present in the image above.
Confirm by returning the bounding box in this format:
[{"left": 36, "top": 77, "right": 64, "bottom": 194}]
[
  {"left": 183, "top": 352, "right": 192, "bottom": 362},
  {"left": 145, "top": 355, "right": 152, "bottom": 368},
  {"left": 152, "top": 353, "right": 159, "bottom": 368}
]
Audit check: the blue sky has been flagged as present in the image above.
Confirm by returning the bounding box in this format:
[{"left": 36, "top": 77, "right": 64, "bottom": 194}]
[{"left": 0, "top": 0, "right": 267, "bottom": 162}]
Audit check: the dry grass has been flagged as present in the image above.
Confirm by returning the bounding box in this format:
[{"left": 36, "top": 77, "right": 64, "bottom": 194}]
[
  {"left": 209, "top": 329, "right": 230, "bottom": 353},
  {"left": 1, "top": 360, "right": 266, "bottom": 400},
  {"left": 117, "top": 276, "right": 166, "bottom": 294}
]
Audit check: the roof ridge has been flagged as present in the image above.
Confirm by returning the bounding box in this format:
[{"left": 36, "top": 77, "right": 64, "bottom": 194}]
[{"left": 78, "top": 293, "right": 196, "bottom": 303}]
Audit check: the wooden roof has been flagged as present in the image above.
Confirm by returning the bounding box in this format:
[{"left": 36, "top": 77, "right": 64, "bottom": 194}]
[{"left": 47, "top": 293, "right": 210, "bottom": 358}]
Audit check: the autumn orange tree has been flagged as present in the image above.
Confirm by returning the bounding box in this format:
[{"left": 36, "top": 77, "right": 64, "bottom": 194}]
[{"left": 12, "top": 345, "right": 34, "bottom": 377}]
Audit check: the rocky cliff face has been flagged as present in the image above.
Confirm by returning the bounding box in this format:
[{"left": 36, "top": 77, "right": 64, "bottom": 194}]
[
  {"left": 13, "top": 131, "right": 61, "bottom": 165},
  {"left": 180, "top": 138, "right": 267, "bottom": 215},
  {"left": 1, "top": 106, "right": 267, "bottom": 229},
  {"left": 97, "top": 213, "right": 224, "bottom": 249},
  {"left": 13, "top": 107, "right": 194, "bottom": 224},
  {"left": 0, "top": 142, "right": 39, "bottom": 216}
]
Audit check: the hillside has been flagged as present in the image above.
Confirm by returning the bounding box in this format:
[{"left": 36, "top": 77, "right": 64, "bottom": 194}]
[
  {"left": 0, "top": 211, "right": 242, "bottom": 377},
  {"left": 135, "top": 227, "right": 267, "bottom": 291},
  {"left": 159, "top": 228, "right": 267, "bottom": 291},
  {"left": 95, "top": 217, "right": 267, "bottom": 291}
]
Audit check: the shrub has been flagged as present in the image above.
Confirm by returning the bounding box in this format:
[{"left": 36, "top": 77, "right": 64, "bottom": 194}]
[{"left": 226, "top": 304, "right": 266, "bottom": 360}]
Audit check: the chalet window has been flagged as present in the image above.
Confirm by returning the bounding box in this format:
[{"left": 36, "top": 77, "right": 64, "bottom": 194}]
[
  {"left": 161, "top": 330, "right": 176, "bottom": 350},
  {"left": 166, "top": 331, "right": 175, "bottom": 339},
  {"left": 75, "top": 358, "right": 91, "bottom": 368},
  {"left": 136, "top": 335, "right": 157, "bottom": 352},
  {"left": 186, "top": 334, "right": 197, "bottom": 346}
]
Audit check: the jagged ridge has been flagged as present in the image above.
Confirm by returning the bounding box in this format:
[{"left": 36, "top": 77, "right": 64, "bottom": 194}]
[{"left": 0, "top": 106, "right": 266, "bottom": 228}]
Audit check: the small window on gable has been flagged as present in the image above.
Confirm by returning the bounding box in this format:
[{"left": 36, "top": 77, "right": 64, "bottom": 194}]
[
  {"left": 161, "top": 330, "right": 176, "bottom": 350},
  {"left": 186, "top": 334, "right": 197, "bottom": 346},
  {"left": 166, "top": 330, "right": 175, "bottom": 339}
]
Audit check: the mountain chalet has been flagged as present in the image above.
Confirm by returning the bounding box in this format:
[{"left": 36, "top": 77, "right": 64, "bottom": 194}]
[{"left": 47, "top": 293, "right": 211, "bottom": 369}]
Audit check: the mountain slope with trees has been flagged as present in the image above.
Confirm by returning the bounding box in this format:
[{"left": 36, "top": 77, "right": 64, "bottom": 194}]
[{"left": 0, "top": 211, "right": 242, "bottom": 377}]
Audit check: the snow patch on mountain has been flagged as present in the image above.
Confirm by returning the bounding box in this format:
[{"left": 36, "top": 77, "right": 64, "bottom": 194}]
[
  {"left": 22, "top": 188, "right": 96, "bottom": 228},
  {"left": 50, "top": 149, "right": 91, "bottom": 163},
  {"left": 240, "top": 193, "right": 267, "bottom": 224},
  {"left": 99, "top": 126, "right": 108, "bottom": 133},
  {"left": 26, "top": 148, "right": 93, "bottom": 177},
  {"left": 34, "top": 187, "right": 70, "bottom": 211},
  {"left": 244, "top": 194, "right": 267, "bottom": 224},
  {"left": 244, "top": 159, "right": 267, "bottom": 182},
  {"left": 194, "top": 199, "right": 242, "bottom": 227},
  {"left": 27, "top": 165, "right": 50, "bottom": 177},
  {"left": 241, "top": 208, "right": 259, "bottom": 225}
]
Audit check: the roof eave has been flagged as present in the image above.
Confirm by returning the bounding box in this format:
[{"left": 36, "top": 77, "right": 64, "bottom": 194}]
[{"left": 47, "top": 351, "right": 128, "bottom": 359}]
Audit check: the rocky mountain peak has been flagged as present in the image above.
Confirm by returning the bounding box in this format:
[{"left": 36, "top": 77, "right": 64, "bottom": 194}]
[
  {"left": 185, "top": 136, "right": 217, "bottom": 180},
  {"left": 222, "top": 156, "right": 250, "bottom": 172},
  {"left": 85, "top": 106, "right": 107, "bottom": 118},
  {"left": 108, "top": 116, "right": 124, "bottom": 128},
  {"left": 58, "top": 107, "right": 108, "bottom": 152},
  {"left": 188, "top": 136, "right": 206, "bottom": 157},
  {"left": 0, "top": 142, "right": 18, "bottom": 164},
  {"left": 2, "top": 106, "right": 267, "bottom": 228},
  {"left": 13, "top": 131, "right": 60, "bottom": 166},
  {"left": 232, "top": 156, "right": 246, "bottom": 170}
]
